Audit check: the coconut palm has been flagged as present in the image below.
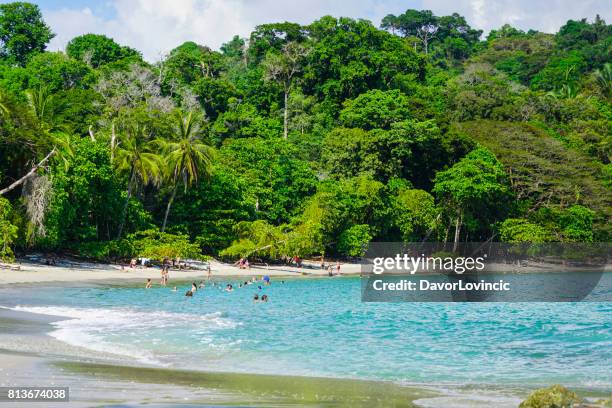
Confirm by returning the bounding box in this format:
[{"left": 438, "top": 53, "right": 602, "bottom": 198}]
[
  {"left": 594, "top": 63, "right": 611, "bottom": 98},
  {"left": 159, "top": 110, "right": 214, "bottom": 232},
  {"left": 114, "top": 123, "right": 163, "bottom": 239}
]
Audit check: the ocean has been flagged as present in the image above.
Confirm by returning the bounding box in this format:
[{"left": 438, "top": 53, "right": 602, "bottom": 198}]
[{"left": 0, "top": 275, "right": 610, "bottom": 393}]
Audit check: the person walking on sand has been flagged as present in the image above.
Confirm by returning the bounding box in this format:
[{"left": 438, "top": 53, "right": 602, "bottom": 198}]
[
  {"left": 336, "top": 261, "right": 341, "bottom": 275},
  {"left": 207, "top": 263, "right": 212, "bottom": 280}
]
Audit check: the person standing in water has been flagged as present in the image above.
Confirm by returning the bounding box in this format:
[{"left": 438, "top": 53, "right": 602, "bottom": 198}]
[
  {"left": 145, "top": 279, "right": 152, "bottom": 289},
  {"left": 191, "top": 282, "right": 198, "bottom": 292}
]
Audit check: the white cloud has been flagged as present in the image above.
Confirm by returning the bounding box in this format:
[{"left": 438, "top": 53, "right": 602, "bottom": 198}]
[
  {"left": 43, "top": 0, "right": 611, "bottom": 62},
  {"left": 422, "top": 0, "right": 611, "bottom": 35}
]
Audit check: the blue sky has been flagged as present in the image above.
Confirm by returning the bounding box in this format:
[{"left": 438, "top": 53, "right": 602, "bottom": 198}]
[{"left": 3, "top": 0, "right": 610, "bottom": 61}]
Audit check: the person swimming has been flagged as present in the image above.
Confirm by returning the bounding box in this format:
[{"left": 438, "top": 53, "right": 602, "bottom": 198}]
[
  {"left": 185, "top": 290, "right": 193, "bottom": 297},
  {"left": 225, "top": 284, "right": 234, "bottom": 292},
  {"left": 198, "top": 281, "right": 205, "bottom": 289},
  {"left": 171, "top": 286, "right": 177, "bottom": 292},
  {"left": 253, "top": 293, "right": 259, "bottom": 302},
  {"left": 261, "top": 294, "right": 269, "bottom": 302},
  {"left": 145, "top": 278, "right": 152, "bottom": 289}
]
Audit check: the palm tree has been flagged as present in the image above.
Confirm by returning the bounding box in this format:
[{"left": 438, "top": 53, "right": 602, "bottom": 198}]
[
  {"left": 159, "top": 110, "right": 214, "bottom": 232},
  {"left": 0, "top": 90, "right": 72, "bottom": 196},
  {"left": 595, "top": 63, "right": 611, "bottom": 98},
  {"left": 114, "top": 123, "right": 163, "bottom": 239},
  {"left": 0, "top": 90, "right": 10, "bottom": 118}
]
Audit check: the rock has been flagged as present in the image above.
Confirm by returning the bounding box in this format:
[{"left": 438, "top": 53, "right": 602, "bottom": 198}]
[{"left": 519, "top": 385, "right": 582, "bottom": 408}]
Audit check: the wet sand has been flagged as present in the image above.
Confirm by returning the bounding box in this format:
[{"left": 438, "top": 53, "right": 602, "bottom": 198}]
[{"left": 0, "top": 306, "right": 432, "bottom": 407}]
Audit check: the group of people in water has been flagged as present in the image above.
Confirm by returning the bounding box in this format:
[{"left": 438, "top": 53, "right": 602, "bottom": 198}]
[
  {"left": 143, "top": 257, "right": 342, "bottom": 301},
  {"left": 147, "top": 271, "right": 275, "bottom": 302}
]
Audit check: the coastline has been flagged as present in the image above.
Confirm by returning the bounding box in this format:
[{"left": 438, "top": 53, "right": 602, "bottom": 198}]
[
  {"left": 0, "top": 259, "right": 362, "bottom": 286},
  {"left": 0, "top": 306, "right": 436, "bottom": 407}
]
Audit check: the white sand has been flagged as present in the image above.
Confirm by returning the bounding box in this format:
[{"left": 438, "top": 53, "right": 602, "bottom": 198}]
[{"left": 0, "top": 259, "right": 361, "bottom": 286}]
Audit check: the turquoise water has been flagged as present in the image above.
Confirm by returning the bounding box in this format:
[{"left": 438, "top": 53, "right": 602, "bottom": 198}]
[{"left": 1, "top": 275, "right": 611, "bottom": 390}]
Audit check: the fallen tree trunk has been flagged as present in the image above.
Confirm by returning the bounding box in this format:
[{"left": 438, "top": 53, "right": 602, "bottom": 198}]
[{"left": 0, "top": 148, "right": 55, "bottom": 196}]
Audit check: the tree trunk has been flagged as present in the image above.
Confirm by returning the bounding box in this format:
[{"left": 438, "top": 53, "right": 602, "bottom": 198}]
[
  {"left": 116, "top": 165, "right": 136, "bottom": 239},
  {"left": 283, "top": 90, "right": 289, "bottom": 139},
  {"left": 161, "top": 183, "right": 178, "bottom": 232},
  {"left": 0, "top": 148, "right": 55, "bottom": 196},
  {"left": 452, "top": 210, "right": 462, "bottom": 253},
  {"left": 110, "top": 121, "right": 116, "bottom": 162}
]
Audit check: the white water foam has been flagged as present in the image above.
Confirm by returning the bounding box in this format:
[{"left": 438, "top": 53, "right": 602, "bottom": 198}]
[{"left": 11, "top": 305, "right": 239, "bottom": 366}]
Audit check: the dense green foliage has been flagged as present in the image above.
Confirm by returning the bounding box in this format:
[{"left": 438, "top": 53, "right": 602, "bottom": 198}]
[{"left": 0, "top": 3, "right": 609, "bottom": 262}]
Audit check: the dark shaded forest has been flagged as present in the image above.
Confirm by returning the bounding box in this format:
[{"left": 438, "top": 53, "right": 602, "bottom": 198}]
[{"left": 0, "top": 3, "right": 609, "bottom": 262}]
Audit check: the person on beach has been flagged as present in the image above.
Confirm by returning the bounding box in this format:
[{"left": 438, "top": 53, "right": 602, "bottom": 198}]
[
  {"left": 244, "top": 259, "right": 250, "bottom": 269},
  {"left": 328, "top": 265, "right": 333, "bottom": 276},
  {"left": 130, "top": 258, "right": 136, "bottom": 269},
  {"left": 207, "top": 264, "right": 212, "bottom": 280},
  {"left": 336, "top": 261, "right": 341, "bottom": 275},
  {"left": 145, "top": 278, "right": 152, "bottom": 289}
]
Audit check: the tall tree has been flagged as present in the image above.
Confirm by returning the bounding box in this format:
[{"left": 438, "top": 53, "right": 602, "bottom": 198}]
[
  {"left": 159, "top": 111, "right": 214, "bottom": 232},
  {"left": 0, "top": 2, "right": 54, "bottom": 65},
  {"left": 114, "top": 123, "right": 163, "bottom": 239},
  {"left": 66, "top": 34, "right": 140, "bottom": 68},
  {"left": 433, "top": 148, "right": 510, "bottom": 251},
  {"left": 263, "top": 41, "right": 310, "bottom": 139},
  {"left": 382, "top": 10, "right": 439, "bottom": 54}
]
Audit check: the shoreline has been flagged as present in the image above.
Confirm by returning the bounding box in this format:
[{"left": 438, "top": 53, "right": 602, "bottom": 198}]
[
  {"left": 0, "top": 259, "right": 363, "bottom": 286},
  {"left": 0, "top": 306, "right": 437, "bottom": 407},
  {"left": 2, "top": 258, "right": 610, "bottom": 287}
]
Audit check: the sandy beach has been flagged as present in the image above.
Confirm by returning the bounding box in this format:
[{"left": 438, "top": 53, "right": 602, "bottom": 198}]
[
  {"left": 0, "top": 307, "right": 433, "bottom": 407},
  {"left": 0, "top": 259, "right": 362, "bottom": 286}
]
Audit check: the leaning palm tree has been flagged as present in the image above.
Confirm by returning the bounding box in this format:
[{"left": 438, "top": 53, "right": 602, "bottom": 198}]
[
  {"left": 159, "top": 110, "right": 214, "bottom": 232},
  {"left": 114, "top": 123, "right": 163, "bottom": 239}
]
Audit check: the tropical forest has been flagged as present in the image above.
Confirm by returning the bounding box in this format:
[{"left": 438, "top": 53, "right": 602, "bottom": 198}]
[{"left": 0, "top": 2, "right": 610, "bottom": 262}]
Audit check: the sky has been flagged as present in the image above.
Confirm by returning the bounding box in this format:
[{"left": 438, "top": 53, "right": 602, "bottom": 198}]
[{"left": 4, "top": 0, "right": 611, "bottom": 61}]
